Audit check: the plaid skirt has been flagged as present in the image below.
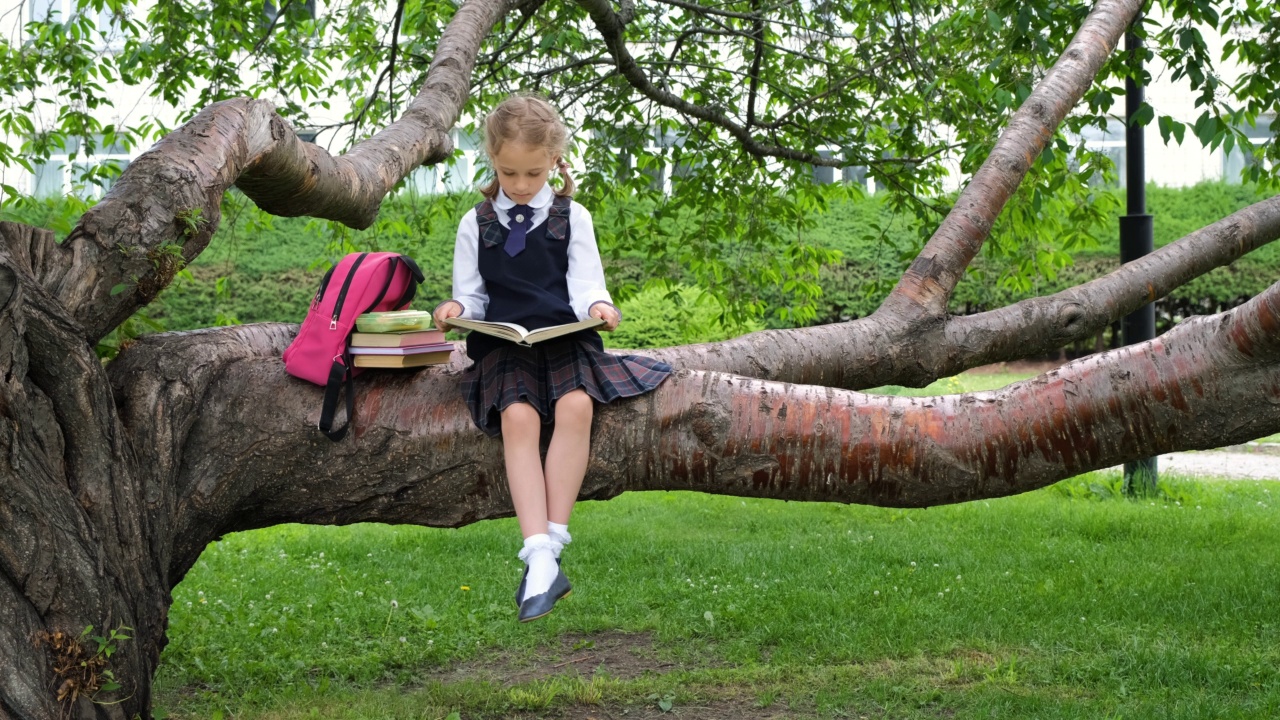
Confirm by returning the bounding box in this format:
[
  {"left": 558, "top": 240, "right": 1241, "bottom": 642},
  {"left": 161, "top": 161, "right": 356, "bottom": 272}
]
[{"left": 460, "top": 338, "right": 673, "bottom": 437}]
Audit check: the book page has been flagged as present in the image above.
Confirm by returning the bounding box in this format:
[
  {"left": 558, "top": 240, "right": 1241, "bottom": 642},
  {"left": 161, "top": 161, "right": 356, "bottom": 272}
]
[
  {"left": 525, "top": 318, "right": 605, "bottom": 344},
  {"left": 446, "top": 318, "right": 529, "bottom": 341},
  {"left": 449, "top": 317, "right": 605, "bottom": 345}
]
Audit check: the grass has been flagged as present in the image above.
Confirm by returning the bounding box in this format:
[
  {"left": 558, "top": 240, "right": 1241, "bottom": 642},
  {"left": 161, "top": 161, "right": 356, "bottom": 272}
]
[
  {"left": 154, "top": 478, "right": 1280, "bottom": 719},
  {"left": 151, "top": 372, "right": 1280, "bottom": 718}
]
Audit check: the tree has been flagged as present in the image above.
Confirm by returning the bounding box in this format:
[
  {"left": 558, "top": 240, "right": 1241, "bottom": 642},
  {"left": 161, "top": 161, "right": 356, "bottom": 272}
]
[{"left": 2, "top": 0, "right": 1280, "bottom": 715}]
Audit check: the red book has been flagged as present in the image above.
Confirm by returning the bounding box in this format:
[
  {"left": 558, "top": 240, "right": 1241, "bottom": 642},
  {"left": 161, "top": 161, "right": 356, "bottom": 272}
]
[{"left": 348, "top": 329, "right": 447, "bottom": 348}]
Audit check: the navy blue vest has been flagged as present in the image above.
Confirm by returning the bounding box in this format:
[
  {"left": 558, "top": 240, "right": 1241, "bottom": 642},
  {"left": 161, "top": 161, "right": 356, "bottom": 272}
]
[{"left": 466, "top": 195, "right": 605, "bottom": 363}]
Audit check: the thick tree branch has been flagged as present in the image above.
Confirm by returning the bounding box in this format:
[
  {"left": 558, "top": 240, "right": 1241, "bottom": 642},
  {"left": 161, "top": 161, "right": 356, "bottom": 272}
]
[
  {"left": 34, "top": 0, "right": 514, "bottom": 346},
  {"left": 881, "top": 0, "right": 1142, "bottom": 321},
  {"left": 938, "top": 193, "right": 1280, "bottom": 374},
  {"left": 640, "top": 193, "right": 1280, "bottom": 389},
  {"left": 107, "top": 269, "right": 1280, "bottom": 584}
]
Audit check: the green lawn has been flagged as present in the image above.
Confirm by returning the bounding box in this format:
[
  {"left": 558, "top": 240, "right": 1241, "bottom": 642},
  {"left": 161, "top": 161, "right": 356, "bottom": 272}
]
[{"left": 155, "top": 474, "right": 1280, "bottom": 719}]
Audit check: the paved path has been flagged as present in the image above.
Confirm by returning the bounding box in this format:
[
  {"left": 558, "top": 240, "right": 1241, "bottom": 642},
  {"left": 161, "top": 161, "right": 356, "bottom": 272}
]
[{"left": 1136, "top": 449, "right": 1280, "bottom": 481}]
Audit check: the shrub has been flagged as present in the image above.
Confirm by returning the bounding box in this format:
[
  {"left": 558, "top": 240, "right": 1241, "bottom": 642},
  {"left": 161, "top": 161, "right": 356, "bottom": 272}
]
[{"left": 604, "top": 284, "right": 764, "bottom": 349}]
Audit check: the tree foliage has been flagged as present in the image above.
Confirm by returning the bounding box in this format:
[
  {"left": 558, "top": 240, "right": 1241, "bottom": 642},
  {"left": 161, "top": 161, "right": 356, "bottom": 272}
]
[{"left": 3, "top": 0, "right": 1278, "bottom": 328}]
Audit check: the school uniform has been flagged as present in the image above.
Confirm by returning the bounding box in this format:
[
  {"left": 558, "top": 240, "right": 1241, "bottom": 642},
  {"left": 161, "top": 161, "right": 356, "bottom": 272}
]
[{"left": 446, "top": 184, "right": 671, "bottom": 436}]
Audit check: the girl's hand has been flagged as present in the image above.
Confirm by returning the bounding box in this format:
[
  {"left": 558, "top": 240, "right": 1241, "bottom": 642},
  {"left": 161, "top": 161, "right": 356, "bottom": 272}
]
[
  {"left": 433, "top": 300, "right": 463, "bottom": 331},
  {"left": 589, "top": 301, "right": 621, "bottom": 331}
]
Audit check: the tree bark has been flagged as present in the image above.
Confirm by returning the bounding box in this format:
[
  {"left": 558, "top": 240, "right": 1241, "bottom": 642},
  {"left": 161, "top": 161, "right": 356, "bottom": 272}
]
[
  {"left": 0, "top": 0, "right": 513, "bottom": 714},
  {"left": 1, "top": 223, "right": 162, "bottom": 719}
]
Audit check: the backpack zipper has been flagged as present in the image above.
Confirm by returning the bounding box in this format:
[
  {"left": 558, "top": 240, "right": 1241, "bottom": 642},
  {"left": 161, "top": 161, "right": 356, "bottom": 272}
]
[{"left": 330, "top": 253, "right": 368, "bottom": 330}]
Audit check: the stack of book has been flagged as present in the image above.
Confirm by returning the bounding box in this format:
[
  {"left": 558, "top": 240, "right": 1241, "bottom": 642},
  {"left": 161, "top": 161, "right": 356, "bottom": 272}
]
[{"left": 350, "top": 310, "right": 455, "bottom": 368}]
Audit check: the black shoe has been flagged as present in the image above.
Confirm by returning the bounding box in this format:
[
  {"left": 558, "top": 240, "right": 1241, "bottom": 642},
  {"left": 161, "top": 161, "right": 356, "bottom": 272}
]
[
  {"left": 517, "top": 569, "right": 572, "bottom": 623},
  {"left": 515, "top": 558, "right": 561, "bottom": 607}
]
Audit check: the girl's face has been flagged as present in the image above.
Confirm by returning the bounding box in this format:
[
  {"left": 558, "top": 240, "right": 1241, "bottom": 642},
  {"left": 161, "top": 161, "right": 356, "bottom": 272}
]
[{"left": 491, "top": 141, "right": 557, "bottom": 205}]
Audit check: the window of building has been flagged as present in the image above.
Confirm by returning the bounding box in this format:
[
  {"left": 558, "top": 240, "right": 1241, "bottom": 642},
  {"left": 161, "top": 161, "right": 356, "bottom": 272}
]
[
  {"left": 30, "top": 134, "right": 132, "bottom": 199},
  {"left": 1223, "top": 116, "right": 1276, "bottom": 184},
  {"left": 811, "top": 149, "right": 870, "bottom": 190},
  {"left": 32, "top": 160, "right": 65, "bottom": 198},
  {"left": 1073, "top": 119, "right": 1127, "bottom": 187}
]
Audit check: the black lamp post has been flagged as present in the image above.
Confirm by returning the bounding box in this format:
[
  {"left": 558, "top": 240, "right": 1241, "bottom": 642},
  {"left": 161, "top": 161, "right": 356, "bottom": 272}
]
[{"left": 1120, "top": 17, "right": 1157, "bottom": 495}]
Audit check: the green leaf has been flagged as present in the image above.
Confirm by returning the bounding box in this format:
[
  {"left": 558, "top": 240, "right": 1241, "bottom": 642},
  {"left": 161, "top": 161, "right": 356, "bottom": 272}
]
[
  {"left": 1131, "top": 103, "right": 1154, "bottom": 128},
  {"left": 110, "top": 283, "right": 129, "bottom": 296}
]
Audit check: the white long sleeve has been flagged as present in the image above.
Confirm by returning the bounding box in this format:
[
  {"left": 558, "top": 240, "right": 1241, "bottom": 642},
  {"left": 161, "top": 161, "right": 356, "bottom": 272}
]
[
  {"left": 450, "top": 208, "right": 488, "bottom": 320},
  {"left": 564, "top": 203, "right": 615, "bottom": 320}
]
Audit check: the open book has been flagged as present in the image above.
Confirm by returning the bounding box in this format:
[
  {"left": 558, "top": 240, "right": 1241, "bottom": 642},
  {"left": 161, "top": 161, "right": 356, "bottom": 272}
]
[{"left": 446, "top": 316, "right": 605, "bottom": 346}]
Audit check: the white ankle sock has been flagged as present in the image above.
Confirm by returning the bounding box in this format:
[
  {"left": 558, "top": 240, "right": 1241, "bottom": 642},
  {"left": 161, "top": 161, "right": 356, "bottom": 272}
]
[
  {"left": 518, "top": 534, "right": 562, "bottom": 602},
  {"left": 547, "top": 522, "right": 571, "bottom": 556}
]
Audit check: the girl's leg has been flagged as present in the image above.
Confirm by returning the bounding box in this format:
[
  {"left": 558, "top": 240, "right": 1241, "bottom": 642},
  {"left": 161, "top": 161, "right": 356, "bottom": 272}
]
[
  {"left": 501, "top": 401, "right": 548, "bottom": 538},
  {"left": 544, "top": 389, "right": 594, "bottom": 524},
  {"left": 503, "top": 401, "right": 562, "bottom": 605}
]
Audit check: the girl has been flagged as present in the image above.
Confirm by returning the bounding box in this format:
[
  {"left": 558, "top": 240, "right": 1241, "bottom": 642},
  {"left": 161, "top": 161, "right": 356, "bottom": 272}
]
[{"left": 433, "top": 95, "right": 672, "bottom": 623}]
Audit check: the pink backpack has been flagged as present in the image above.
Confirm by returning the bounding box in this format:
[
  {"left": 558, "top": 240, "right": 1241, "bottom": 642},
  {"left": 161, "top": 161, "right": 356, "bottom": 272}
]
[{"left": 283, "top": 252, "right": 424, "bottom": 441}]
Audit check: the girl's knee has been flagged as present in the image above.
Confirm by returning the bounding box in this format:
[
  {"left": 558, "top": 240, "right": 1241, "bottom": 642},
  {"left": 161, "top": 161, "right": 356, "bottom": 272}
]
[
  {"left": 555, "top": 389, "right": 593, "bottom": 424},
  {"left": 500, "top": 402, "right": 541, "bottom": 435}
]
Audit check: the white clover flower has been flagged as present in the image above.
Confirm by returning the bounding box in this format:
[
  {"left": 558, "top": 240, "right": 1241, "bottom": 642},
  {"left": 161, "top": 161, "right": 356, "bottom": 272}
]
[
  {"left": 910, "top": 562, "right": 917, "bottom": 567},
  {"left": 399, "top": 636, "right": 407, "bottom": 643},
  {"left": 873, "top": 590, "right": 880, "bottom": 596}
]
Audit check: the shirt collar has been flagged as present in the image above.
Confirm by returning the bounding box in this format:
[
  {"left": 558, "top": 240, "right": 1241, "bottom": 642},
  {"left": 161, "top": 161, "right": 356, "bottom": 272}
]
[{"left": 495, "top": 183, "right": 554, "bottom": 210}]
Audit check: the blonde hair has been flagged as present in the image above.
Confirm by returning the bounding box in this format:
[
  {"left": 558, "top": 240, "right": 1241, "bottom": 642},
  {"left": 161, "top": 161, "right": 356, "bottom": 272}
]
[{"left": 478, "top": 94, "right": 576, "bottom": 201}]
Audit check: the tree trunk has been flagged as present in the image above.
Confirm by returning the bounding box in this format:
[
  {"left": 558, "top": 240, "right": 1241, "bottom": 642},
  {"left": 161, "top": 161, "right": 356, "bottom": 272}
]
[{"left": 1, "top": 224, "right": 165, "bottom": 719}]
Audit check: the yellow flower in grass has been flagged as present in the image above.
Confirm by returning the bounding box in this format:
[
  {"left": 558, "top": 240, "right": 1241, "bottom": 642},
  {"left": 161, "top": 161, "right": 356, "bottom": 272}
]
[{"left": 460, "top": 586, "right": 471, "bottom": 592}]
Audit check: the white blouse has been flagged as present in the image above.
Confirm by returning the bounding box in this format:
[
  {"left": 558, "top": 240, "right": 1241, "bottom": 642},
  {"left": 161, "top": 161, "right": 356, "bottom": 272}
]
[{"left": 449, "top": 184, "right": 616, "bottom": 322}]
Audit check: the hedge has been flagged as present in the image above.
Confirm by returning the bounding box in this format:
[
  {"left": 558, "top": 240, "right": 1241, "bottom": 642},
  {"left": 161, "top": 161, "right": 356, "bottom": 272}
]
[{"left": 4, "top": 181, "right": 1275, "bottom": 352}]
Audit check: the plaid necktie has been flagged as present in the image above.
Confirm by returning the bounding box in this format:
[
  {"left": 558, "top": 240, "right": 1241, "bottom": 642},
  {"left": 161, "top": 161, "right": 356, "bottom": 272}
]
[{"left": 505, "top": 204, "right": 533, "bottom": 257}]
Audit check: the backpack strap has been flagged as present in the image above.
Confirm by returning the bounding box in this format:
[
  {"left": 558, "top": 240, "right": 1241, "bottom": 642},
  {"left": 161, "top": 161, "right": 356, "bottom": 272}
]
[
  {"left": 546, "top": 195, "right": 571, "bottom": 242},
  {"left": 475, "top": 200, "right": 505, "bottom": 248},
  {"left": 319, "top": 351, "right": 355, "bottom": 442},
  {"left": 394, "top": 254, "right": 425, "bottom": 309}
]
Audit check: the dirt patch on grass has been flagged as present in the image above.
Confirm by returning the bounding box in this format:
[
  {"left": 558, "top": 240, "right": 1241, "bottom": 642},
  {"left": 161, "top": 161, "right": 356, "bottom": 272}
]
[
  {"left": 510, "top": 699, "right": 811, "bottom": 719},
  {"left": 434, "top": 631, "right": 683, "bottom": 685}
]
